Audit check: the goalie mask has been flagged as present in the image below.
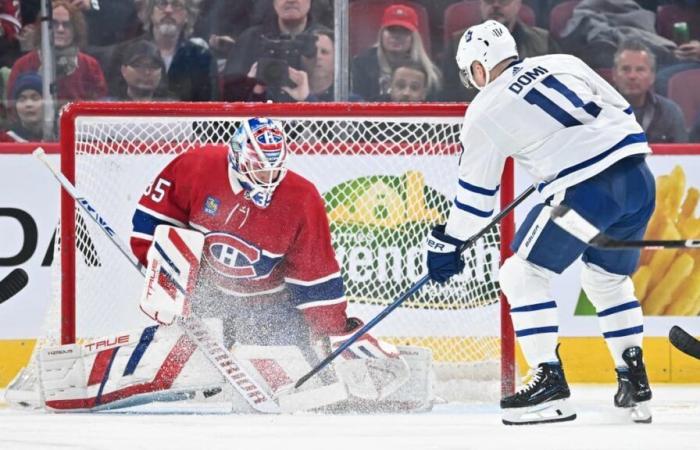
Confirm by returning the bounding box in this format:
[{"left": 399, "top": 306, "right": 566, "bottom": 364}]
[
  {"left": 228, "top": 117, "right": 288, "bottom": 209},
  {"left": 456, "top": 20, "right": 518, "bottom": 91}
]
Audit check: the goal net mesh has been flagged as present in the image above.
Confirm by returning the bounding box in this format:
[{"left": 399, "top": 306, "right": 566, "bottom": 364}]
[{"left": 46, "top": 105, "right": 508, "bottom": 402}]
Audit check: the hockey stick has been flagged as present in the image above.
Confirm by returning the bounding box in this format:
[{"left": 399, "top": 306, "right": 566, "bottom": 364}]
[
  {"left": 33, "top": 147, "right": 280, "bottom": 414},
  {"left": 0, "top": 268, "right": 29, "bottom": 304},
  {"left": 294, "top": 184, "right": 538, "bottom": 389},
  {"left": 669, "top": 325, "right": 700, "bottom": 360},
  {"left": 551, "top": 205, "right": 700, "bottom": 250}
]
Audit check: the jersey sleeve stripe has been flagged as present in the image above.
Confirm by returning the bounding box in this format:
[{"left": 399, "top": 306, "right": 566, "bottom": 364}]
[
  {"left": 454, "top": 198, "right": 494, "bottom": 218},
  {"left": 295, "top": 296, "right": 346, "bottom": 310},
  {"left": 623, "top": 106, "right": 633, "bottom": 115},
  {"left": 287, "top": 276, "right": 344, "bottom": 305},
  {"left": 537, "top": 132, "right": 647, "bottom": 192},
  {"left": 136, "top": 205, "right": 187, "bottom": 227},
  {"left": 132, "top": 209, "right": 185, "bottom": 236},
  {"left": 458, "top": 179, "right": 500, "bottom": 196},
  {"left": 285, "top": 271, "right": 342, "bottom": 286}
]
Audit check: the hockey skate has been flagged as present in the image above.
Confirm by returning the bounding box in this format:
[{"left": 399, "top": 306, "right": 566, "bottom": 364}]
[
  {"left": 614, "top": 346, "right": 652, "bottom": 424},
  {"left": 501, "top": 358, "right": 576, "bottom": 425}
]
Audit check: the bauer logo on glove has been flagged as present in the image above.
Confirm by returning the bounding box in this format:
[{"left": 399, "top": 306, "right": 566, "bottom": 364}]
[{"left": 426, "top": 224, "right": 466, "bottom": 283}]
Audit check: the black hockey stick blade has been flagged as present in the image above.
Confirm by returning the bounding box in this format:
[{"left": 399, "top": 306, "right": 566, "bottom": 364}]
[
  {"left": 669, "top": 325, "right": 700, "bottom": 360},
  {"left": 0, "top": 268, "right": 29, "bottom": 304}
]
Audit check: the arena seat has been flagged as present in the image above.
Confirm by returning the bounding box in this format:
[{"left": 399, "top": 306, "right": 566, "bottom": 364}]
[
  {"left": 667, "top": 69, "right": 700, "bottom": 129},
  {"left": 549, "top": 0, "right": 580, "bottom": 40}
]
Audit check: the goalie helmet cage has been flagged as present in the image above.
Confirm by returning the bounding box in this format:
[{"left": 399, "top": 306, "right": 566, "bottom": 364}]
[{"left": 57, "top": 101, "right": 516, "bottom": 400}]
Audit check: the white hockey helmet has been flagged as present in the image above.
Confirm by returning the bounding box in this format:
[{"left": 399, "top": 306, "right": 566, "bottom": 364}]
[
  {"left": 455, "top": 20, "right": 518, "bottom": 90},
  {"left": 228, "top": 117, "right": 288, "bottom": 209}
]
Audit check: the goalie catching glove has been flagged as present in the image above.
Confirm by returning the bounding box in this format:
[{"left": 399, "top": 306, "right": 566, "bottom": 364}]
[
  {"left": 329, "top": 317, "right": 410, "bottom": 401},
  {"left": 426, "top": 224, "right": 466, "bottom": 283},
  {"left": 139, "top": 225, "right": 205, "bottom": 325}
]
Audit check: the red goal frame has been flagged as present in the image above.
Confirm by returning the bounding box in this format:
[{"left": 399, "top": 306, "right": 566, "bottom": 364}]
[{"left": 59, "top": 101, "right": 517, "bottom": 396}]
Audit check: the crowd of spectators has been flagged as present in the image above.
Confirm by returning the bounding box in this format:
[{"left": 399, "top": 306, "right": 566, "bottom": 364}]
[{"left": 0, "top": 0, "right": 699, "bottom": 142}]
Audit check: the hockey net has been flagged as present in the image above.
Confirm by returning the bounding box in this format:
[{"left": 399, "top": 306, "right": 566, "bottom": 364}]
[{"left": 45, "top": 102, "right": 514, "bottom": 403}]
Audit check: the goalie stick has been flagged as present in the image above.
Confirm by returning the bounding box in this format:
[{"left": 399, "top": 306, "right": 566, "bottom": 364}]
[
  {"left": 33, "top": 147, "right": 281, "bottom": 414},
  {"left": 294, "top": 184, "right": 538, "bottom": 389},
  {"left": 551, "top": 205, "right": 700, "bottom": 250},
  {"left": 0, "top": 268, "right": 28, "bottom": 304},
  {"left": 669, "top": 325, "right": 700, "bottom": 360}
]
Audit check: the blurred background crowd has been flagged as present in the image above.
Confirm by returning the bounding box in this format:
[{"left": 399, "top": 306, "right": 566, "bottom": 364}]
[{"left": 0, "top": 0, "right": 699, "bottom": 143}]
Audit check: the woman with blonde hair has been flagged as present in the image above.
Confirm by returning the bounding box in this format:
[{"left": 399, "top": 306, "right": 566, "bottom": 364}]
[{"left": 352, "top": 3, "right": 441, "bottom": 101}]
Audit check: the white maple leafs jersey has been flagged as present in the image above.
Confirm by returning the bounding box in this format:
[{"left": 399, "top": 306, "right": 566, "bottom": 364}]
[{"left": 445, "top": 54, "right": 651, "bottom": 241}]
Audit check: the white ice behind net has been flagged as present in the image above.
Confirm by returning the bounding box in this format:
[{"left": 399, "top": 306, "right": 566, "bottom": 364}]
[{"left": 47, "top": 113, "right": 504, "bottom": 402}]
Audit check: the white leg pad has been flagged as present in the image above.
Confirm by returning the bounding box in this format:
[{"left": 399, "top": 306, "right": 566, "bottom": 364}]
[{"left": 232, "top": 345, "right": 347, "bottom": 413}]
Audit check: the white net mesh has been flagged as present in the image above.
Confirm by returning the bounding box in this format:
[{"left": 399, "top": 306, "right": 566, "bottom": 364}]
[{"left": 50, "top": 103, "right": 509, "bottom": 402}]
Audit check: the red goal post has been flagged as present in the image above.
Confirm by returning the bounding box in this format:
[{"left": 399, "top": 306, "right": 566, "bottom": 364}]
[{"left": 58, "top": 102, "right": 516, "bottom": 399}]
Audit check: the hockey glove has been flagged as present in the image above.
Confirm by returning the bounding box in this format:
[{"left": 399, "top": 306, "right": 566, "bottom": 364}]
[
  {"left": 426, "top": 224, "right": 466, "bottom": 283},
  {"left": 329, "top": 317, "right": 409, "bottom": 400}
]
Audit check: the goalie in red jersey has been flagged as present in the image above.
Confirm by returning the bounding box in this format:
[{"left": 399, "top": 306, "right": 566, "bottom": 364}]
[
  {"left": 124, "top": 117, "right": 429, "bottom": 411},
  {"left": 130, "top": 117, "right": 348, "bottom": 352},
  {"left": 6, "top": 118, "right": 431, "bottom": 414}
]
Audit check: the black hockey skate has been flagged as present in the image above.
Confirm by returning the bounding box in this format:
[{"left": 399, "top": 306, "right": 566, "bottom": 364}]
[
  {"left": 501, "top": 356, "right": 576, "bottom": 425},
  {"left": 614, "top": 346, "right": 652, "bottom": 424}
]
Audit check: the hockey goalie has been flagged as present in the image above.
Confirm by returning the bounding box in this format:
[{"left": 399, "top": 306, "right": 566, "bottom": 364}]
[{"left": 7, "top": 117, "right": 432, "bottom": 413}]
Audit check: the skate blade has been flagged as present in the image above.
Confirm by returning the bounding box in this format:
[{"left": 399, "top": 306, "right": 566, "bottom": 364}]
[
  {"left": 628, "top": 401, "right": 652, "bottom": 424},
  {"left": 502, "top": 398, "right": 577, "bottom": 425}
]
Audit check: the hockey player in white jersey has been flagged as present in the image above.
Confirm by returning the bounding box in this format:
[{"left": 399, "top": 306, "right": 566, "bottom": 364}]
[{"left": 425, "top": 20, "right": 654, "bottom": 425}]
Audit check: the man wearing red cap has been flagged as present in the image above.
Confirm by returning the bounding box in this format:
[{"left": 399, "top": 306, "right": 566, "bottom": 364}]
[{"left": 351, "top": 3, "right": 441, "bottom": 101}]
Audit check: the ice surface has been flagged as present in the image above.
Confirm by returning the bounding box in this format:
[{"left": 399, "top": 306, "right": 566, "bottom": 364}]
[{"left": 1, "top": 384, "right": 699, "bottom": 450}]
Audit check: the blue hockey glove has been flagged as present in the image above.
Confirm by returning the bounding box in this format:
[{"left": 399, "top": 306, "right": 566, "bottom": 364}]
[{"left": 426, "top": 224, "right": 466, "bottom": 283}]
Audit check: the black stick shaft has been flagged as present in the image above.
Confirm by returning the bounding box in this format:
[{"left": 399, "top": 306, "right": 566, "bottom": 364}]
[{"left": 295, "top": 184, "right": 537, "bottom": 389}]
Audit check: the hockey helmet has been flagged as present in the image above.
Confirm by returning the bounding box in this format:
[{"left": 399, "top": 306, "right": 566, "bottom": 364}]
[
  {"left": 228, "top": 117, "right": 288, "bottom": 209},
  {"left": 455, "top": 20, "right": 518, "bottom": 90}
]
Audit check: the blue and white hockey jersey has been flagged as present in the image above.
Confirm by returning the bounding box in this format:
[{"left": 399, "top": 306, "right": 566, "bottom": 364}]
[{"left": 445, "top": 54, "right": 651, "bottom": 241}]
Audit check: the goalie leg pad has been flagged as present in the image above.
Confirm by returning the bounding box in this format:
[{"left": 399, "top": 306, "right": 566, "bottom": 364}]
[
  {"left": 38, "top": 326, "right": 226, "bottom": 412},
  {"left": 232, "top": 345, "right": 347, "bottom": 412}
]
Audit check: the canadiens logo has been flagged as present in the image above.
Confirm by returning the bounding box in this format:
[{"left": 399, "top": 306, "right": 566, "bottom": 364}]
[
  {"left": 203, "top": 232, "right": 262, "bottom": 278},
  {"left": 204, "top": 196, "right": 220, "bottom": 215}
]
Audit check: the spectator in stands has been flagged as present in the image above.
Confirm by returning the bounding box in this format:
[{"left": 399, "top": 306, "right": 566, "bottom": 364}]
[
  {"left": 194, "top": 0, "right": 255, "bottom": 61},
  {"left": 6, "top": 0, "right": 107, "bottom": 105},
  {"left": 441, "top": 0, "right": 559, "bottom": 101},
  {"left": 655, "top": 1, "right": 700, "bottom": 95},
  {"left": 0, "top": 0, "right": 21, "bottom": 69},
  {"left": 69, "top": 0, "right": 141, "bottom": 48},
  {"left": 221, "top": 0, "right": 324, "bottom": 102},
  {"left": 110, "top": 40, "right": 171, "bottom": 101},
  {"left": 559, "top": 0, "right": 676, "bottom": 69},
  {"left": 245, "top": 27, "right": 360, "bottom": 102},
  {"left": 351, "top": 3, "right": 441, "bottom": 102},
  {"left": 386, "top": 62, "right": 429, "bottom": 102},
  {"left": 613, "top": 40, "right": 688, "bottom": 143},
  {"left": 0, "top": 72, "right": 46, "bottom": 142},
  {"left": 107, "top": 0, "right": 216, "bottom": 101}
]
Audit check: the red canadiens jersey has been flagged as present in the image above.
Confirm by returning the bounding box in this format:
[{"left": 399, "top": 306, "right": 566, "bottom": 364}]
[{"left": 130, "top": 145, "right": 347, "bottom": 335}]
